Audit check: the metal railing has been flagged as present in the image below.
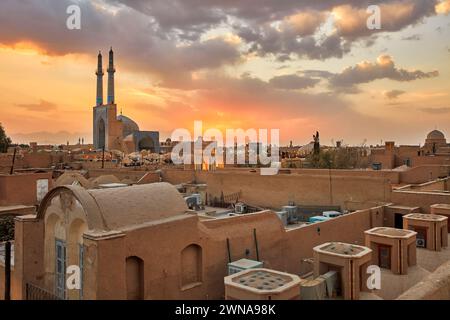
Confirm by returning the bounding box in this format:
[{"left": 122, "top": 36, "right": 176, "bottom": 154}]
[
  {"left": 223, "top": 191, "right": 242, "bottom": 203},
  {"left": 210, "top": 191, "right": 242, "bottom": 208},
  {"left": 26, "top": 283, "right": 61, "bottom": 300}
]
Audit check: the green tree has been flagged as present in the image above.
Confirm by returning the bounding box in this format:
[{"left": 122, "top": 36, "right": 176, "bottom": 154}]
[
  {"left": 318, "top": 150, "right": 334, "bottom": 168},
  {"left": 0, "top": 123, "right": 12, "bottom": 153},
  {"left": 0, "top": 216, "right": 15, "bottom": 242}
]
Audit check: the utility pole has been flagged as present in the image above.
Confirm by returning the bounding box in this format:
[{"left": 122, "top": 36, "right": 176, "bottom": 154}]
[
  {"left": 329, "top": 162, "right": 333, "bottom": 205},
  {"left": 10, "top": 147, "right": 17, "bottom": 175}
]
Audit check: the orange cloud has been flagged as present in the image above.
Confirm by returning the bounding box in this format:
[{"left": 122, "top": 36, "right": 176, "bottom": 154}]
[
  {"left": 332, "top": 1, "right": 432, "bottom": 38},
  {"left": 436, "top": 0, "right": 450, "bottom": 14},
  {"left": 282, "top": 10, "right": 327, "bottom": 36}
]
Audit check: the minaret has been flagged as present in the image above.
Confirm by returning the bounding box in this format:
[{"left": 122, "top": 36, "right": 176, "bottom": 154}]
[
  {"left": 107, "top": 47, "right": 116, "bottom": 104},
  {"left": 95, "top": 51, "right": 104, "bottom": 106}
]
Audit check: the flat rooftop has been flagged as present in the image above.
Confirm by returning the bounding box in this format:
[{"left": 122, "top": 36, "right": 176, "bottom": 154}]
[
  {"left": 228, "top": 269, "right": 299, "bottom": 291},
  {"left": 365, "top": 227, "right": 416, "bottom": 239},
  {"left": 195, "top": 206, "right": 233, "bottom": 219},
  {"left": 0, "top": 205, "right": 35, "bottom": 216},
  {"left": 404, "top": 213, "right": 448, "bottom": 222},
  {"left": 314, "top": 242, "right": 371, "bottom": 258},
  {"left": 228, "top": 258, "right": 262, "bottom": 269},
  {"left": 387, "top": 205, "right": 421, "bottom": 211},
  {"left": 431, "top": 204, "right": 450, "bottom": 210}
]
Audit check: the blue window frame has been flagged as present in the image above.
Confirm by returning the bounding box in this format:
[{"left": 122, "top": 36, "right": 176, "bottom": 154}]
[
  {"left": 55, "top": 239, "right": 66, "bottom": 299},
  {"left": 79, "top": 244, "right": 84, "bottom": 299}
]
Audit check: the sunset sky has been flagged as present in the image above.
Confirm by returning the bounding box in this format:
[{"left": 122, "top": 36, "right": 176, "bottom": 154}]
[{"left": 0, "top": 0, "right": 449, "bottom": 146}]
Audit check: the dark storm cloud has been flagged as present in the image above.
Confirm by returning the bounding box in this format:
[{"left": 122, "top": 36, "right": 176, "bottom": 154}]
[
  {"left": 0, "top": 0, "right": 442, "bottom": 90},
  {"left": 230, "top": 0, "right": 437, "bottom": 60},
  {"left": 238, "top": 27, "right": 352, "bottom": 60},
  {"left": 0, "top": 0, "right": 241, "bottom": 86},
  {"left": 0, "top": 0, "right": 441, "bottom": 68}
]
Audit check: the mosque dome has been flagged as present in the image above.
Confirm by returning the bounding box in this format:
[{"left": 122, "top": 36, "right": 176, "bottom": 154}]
[
  {"left": 424, "top": 129, "right": 447, "bottom": 149},
  {"left": 426, "top": 130, "right": 445, "bottom": 140},
  {"left": 117, "top": 114, "right": 139, "bottom": 137}
]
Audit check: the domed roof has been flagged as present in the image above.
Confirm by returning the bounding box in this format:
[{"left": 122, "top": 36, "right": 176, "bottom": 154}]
[
  {"left": 427, "top": 130, "right": 445, "bottom": 140},
  {"left": 117, "top": 114, "right": 139, "bottom": 137},
  {"left": 55, "top": 172, "right": 92, "bottom": 189},
  {"left": 91, "top": 174, "right": 120, "bottom": 187},
  {"left": 38, "top": 182, "right": 188, "bottom": 231}
]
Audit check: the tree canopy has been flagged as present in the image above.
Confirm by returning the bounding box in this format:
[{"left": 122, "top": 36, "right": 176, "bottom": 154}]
[{"left": 0, "top": 123, "right": 12, "bottom": 153}]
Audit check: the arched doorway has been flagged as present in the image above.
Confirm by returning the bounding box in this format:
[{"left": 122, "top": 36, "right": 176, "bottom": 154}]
[
  {"left": 67, "top": 218, "right": 87, "bottom": 300},
  {"left": 98, "top": 118, "right": 106, "bottom": 150},
  {"left": 138, "top": 137, "right": 155, "bottom": 152},
  {"left": 44, "top": 213, "right": 66, "bottom": 299},
  {"left": 126, "top": 256, "right": 144, "bottom": 300}
]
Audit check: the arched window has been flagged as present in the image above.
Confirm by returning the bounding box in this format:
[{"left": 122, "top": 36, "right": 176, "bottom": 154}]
[
  {"left": 126, "top": 256, "right": 144, "bottom": 300},
  {"left": 181, "top": 244, "right": 202, "bottom": 288},
  {"left": 138, "top": 136, "right": 155, "bottom": 152}
]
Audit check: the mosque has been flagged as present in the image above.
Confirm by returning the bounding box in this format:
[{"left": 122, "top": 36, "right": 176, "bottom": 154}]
[
  {"left": 92, "top": 48, "right": 160, "bottom": 154},
  {"left": 369, "top": 129, "right": 450, "bottom": 169}
]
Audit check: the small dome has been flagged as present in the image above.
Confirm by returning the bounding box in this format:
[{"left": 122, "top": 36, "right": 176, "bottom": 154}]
[
  {"left": 55, "top": 172, "right": 92, "bottom": 189},
  {"left": 117, "top": 114, "right": 139, "bottom": 137},
  {"left": 427, "top": 130, "right": 445, "bottom": 140},
  {"left": 91, "top": 174, "right": 120, "bottom": 187}
]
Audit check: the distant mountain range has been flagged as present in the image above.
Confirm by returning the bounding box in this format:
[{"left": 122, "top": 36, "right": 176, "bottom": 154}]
[{"left": 10, "top": 131, "right": 91, "bottom": 145}]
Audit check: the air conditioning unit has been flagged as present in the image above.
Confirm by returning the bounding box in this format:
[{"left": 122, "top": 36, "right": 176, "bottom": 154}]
[
  {"left": 235, "top": 203, "right": 247, "bottom": 214},
  {"left": 184, "top": 196, "right": 199, "bottom": 210},
  {"left": 416, "top": 238, "right": 426, "bottom": 248},
  {"left": 322, "top": 211, "right": 343, "bottom": 218},
  {"left": 282, "top": 205, "right": 297, "bottom": 223},
  {"left": 276, "top": 211, "right": 288, "bottom": 226},
  {"left": 191, "top": 193, "right": 202, "bottom": 206},
  {"left": 227, "top": 259, "right": 264, "bottom": 275}
]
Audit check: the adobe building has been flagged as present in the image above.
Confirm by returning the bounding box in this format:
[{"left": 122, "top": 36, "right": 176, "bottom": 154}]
[
  {"left": 5, "top": 179, "right": 386, "bottom": 301},
  {"left": 423, "top": 130, "right": 448, "bottom": 155},
  {"left": 364, "top": 227, "right": 417, "bottom": 275},
  {"left": 430, "top": 204, "right": 450, "bottom": 232},
  {"left": 92, "top": 49, "right": 159, "bottom": 154},
  {"left": 313, "top": 242, "right": 372, "bottom": 300},
  {"left": 224, "top": 268, "right": 302, "bottom": 300},
  {"left": 369, "top": 130, "right": 450, "bottom": 169},
  {"left": 403, "top": 213, "right": 448, "bottom": 251},
  {"left": 2, "top": 163, "right": 450, "bottom": 300},
  {"left": 0, "top": 172, "right": 52, "bottom": 207},
  {"left": 9, "top": 182, "right": 298, "bottom": 300}
]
